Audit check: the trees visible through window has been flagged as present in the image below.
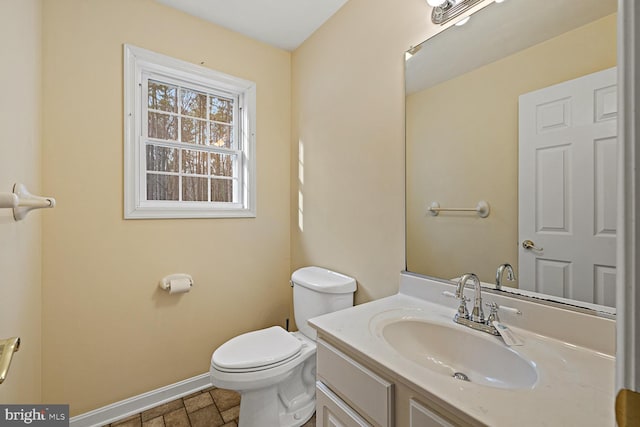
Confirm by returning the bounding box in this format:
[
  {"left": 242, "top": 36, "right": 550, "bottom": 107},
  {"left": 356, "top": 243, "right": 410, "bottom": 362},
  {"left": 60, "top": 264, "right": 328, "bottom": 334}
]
[{"left": 145, "top": 79, "right": 236, "bottom": 203}]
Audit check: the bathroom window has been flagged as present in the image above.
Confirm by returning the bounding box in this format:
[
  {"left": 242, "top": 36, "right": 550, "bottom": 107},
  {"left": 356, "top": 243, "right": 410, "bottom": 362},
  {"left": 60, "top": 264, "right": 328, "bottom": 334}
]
[{"left": 124, "top": 45, "right": 256, "bottom": 219}]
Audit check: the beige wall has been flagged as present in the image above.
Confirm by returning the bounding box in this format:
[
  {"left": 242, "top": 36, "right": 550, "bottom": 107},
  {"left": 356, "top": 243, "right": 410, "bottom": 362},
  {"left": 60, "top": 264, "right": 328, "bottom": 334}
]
[
  {"left": 41, "top": 0, "right": 291, "bottom": 414},
  {"left": 0, "top": 0, "right": 43, "bottom": 404},
  {"left": 406, "top": 14, "right": 617, "bottom": 283},
  {"left": 290, "top": 0, "right": 451, "bottom": 303}
]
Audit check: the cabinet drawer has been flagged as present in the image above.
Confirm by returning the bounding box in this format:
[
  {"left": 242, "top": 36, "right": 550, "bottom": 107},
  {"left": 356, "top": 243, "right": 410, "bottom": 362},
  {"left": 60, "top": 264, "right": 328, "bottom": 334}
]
[
  {"left": 409, "top": 399, "right": 456, "bottom": 427},
  {"left": 317, "top": 339, "right": 393, "bottom": 427},
  {"left": 316, "top": 381, "right": 372, "bottom": 427}
]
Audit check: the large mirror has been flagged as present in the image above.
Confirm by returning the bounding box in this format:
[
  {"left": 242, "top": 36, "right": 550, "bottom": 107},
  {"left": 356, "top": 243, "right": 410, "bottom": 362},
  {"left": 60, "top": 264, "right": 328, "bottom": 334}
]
[{"left": 406, "top": 0, "right": 618, "bottom": 312}]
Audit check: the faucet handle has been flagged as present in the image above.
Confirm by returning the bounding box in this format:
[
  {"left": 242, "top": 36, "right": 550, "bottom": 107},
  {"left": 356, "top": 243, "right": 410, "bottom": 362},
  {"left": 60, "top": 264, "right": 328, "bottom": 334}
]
[
  {"left": 484, "top": 301, "right": 522, "bottom": 317},
  {"left": 456, "top": 299, "right": 470, "bottom": 320},
  {"left": 443, "top": 291, "right": 471, "bottom": 320},
  {"left": 486, "top": 302, "right": 500, "bottom": 323}
]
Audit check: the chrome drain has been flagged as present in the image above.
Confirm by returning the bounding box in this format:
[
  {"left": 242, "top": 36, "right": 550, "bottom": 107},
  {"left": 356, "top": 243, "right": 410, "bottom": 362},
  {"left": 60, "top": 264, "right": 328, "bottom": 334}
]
[{"left": 452, "top": 372, "right": 470, "bottom": 382}]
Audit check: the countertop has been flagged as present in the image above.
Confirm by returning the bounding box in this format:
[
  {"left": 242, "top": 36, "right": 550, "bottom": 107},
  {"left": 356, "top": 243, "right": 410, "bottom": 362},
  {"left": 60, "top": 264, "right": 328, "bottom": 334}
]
[{"left": 309, "top": 273, "right": 615, "bottom": 426}]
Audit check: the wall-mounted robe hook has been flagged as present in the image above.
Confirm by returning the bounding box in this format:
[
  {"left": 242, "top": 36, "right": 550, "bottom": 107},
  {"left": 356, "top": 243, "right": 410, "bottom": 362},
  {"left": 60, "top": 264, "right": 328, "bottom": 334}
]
[{"left": 0, "top": 183, "right": 56, "bottom": 221}]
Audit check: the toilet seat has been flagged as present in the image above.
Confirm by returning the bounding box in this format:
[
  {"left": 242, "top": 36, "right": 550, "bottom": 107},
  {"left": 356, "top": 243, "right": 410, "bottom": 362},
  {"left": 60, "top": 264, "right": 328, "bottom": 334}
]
[{"left": 212, "top": 326, "right": 302, "bottom": 373}]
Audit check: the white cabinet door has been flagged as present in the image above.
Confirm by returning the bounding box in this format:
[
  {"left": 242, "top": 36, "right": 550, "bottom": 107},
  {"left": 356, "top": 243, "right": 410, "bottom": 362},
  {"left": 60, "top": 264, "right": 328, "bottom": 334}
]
[
  {"left": 518, "top": 67, "right": 617, "bottom": 306},
  {"left": 316, "top": 382, "right": 372, "bottom": 427},
  {"left": 409, "top": 399, "right": 456, "bottom": 427},
  {"left": 317, "top": 339, "right": 393, "bottom": 427}
]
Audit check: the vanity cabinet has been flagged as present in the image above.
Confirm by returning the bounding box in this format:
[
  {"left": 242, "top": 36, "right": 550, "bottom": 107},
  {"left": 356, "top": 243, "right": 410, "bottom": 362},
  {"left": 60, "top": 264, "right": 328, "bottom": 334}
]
[
  {"left": 408, "top": 399, "right": 456, "bottom": 427},
  {"left": 393, "top": 381, "right": 474, "bottom": 427},
  {"left": 316, "top": 338, "right": 474, "bottom": 427},
  {"left": 316, "top": 339, "right": 393, "bottom": 426},
  {"left": 316, "top": 381, "right": 372, "bottom": 426}
]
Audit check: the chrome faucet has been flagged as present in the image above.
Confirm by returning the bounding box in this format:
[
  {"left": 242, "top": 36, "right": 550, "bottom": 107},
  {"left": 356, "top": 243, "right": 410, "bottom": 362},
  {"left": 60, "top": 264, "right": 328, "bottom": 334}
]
[
  {"left": 495, "top": 263, "right": 516, "bottom": 290},
  {"left": 455, "top": 273, "right": 484, "bottom": 322},
  {"left": 454, "top": 273, "right": 499, "bottom": 335}
]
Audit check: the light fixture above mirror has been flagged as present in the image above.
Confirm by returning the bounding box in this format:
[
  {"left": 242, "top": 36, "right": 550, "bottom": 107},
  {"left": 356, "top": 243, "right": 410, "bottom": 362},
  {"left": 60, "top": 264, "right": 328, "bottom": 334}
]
[{"left": 427, "top": 0, "right": 484, "bottom": 25}]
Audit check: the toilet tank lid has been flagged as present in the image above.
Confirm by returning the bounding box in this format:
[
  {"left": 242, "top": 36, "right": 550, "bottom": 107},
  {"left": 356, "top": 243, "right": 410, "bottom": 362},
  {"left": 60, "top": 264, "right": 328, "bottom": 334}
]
[{"left": 292, "top": 266, "right": 357, "bottom": 294}]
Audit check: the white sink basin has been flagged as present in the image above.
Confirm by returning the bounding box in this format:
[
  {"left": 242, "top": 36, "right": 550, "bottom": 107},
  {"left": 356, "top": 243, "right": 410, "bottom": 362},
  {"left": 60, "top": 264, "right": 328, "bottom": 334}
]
[{"left": 380, "top": 319, "right": 538, "bottom": 389}]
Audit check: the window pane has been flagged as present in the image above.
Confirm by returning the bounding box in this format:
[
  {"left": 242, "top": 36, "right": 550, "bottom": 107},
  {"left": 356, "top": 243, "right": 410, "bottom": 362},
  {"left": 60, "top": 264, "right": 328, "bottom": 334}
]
[
  {"left": 180, "top": 88, "right": 207, "bottom": 118},
  {"left": 182, "top": 149, "right": 208, "bottom": 175},
  {"left": 146, "top": 145, "right": 179, "bottom": 172},
  {"left": 210, "top": 96, "right": 233, "bottom": 123},
  {"left": 210, "top": 123, "right": 232, "bottom": 148},
  {"left": 148, "top": 112, "right": 177, "bottom": 140},
  {"left": 147, "top": 174, "right": 179, "bottom": 201},
  {"left": 148, "top": 80, "right": 177, "bottom": 113},
  {"left": 182, "top": 176, "right": 208, "bottom": 201},
  {"left": 181, "top": 117, "right": 207, "bottom": 145},
  {"left": 210, "top": 153, "right": 235, "bottom": 177},
  {"left": 211, "top": 179, "right": 233, "bottom": 202}
]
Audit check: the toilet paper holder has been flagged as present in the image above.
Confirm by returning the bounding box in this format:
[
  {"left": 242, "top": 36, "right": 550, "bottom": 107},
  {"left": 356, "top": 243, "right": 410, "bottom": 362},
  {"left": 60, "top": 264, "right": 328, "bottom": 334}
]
[{"left": 159, "top": 274, "right": 193, "bottom": 293}]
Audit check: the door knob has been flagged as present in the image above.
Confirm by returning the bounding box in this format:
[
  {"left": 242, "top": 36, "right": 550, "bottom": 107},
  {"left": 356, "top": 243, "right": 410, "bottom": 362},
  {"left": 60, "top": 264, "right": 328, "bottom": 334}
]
[{"left": 522, "top": 240, "right": 543, "bottom": 251}]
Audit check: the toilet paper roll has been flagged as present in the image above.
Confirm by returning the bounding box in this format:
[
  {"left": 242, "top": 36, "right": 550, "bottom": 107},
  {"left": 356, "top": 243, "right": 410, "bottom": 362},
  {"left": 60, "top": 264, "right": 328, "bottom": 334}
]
[{"left": 168, "top": 278, "right": 192, "bottom": 294}]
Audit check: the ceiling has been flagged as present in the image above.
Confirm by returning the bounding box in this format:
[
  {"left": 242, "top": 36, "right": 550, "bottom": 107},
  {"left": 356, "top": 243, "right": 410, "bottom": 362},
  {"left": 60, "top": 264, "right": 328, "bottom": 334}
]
[{"left": 155, "top": 0, "right": 349, "bottom": 51}]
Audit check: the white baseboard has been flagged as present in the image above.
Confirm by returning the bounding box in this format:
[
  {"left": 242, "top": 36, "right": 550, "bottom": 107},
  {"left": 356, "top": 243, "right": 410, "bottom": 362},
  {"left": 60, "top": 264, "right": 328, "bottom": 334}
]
[{"left": 69, "top": 373, "right": 212, "bottom": 427}]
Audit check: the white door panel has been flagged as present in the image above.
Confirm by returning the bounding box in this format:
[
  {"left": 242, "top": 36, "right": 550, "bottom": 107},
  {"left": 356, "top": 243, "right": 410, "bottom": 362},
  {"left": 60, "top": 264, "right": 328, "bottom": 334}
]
[{"left": 519, "top": 67, "right": 617, "bottom": 306}]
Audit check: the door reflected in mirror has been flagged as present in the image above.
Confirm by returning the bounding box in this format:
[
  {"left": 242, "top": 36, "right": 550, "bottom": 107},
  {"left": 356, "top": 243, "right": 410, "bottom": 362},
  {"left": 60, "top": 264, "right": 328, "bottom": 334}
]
[{"left": 405, "top": 0, "right": 617, "bottom": 310}]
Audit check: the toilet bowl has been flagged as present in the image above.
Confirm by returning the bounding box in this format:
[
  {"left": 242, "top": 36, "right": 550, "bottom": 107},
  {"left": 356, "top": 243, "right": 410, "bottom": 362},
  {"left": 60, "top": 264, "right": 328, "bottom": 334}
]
[
  {"left": 210, "top": 267, "right": 357, "bottom": 427},
  {"left": 211, "top": 328, "right": 316, "bottom": 426}
]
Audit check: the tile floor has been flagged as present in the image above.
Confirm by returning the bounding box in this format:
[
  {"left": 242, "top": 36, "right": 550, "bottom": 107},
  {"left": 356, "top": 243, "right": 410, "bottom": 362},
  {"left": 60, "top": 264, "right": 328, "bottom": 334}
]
[{"left": 104, "top": 387, "right": 316, "bottom": 427}]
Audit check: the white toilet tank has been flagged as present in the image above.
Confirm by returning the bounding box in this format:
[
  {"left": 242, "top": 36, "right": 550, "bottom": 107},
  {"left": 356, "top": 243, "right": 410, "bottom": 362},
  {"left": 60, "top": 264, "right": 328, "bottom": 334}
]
[{"left": 292, "top": 266, "right": 357, "bottom": 340}]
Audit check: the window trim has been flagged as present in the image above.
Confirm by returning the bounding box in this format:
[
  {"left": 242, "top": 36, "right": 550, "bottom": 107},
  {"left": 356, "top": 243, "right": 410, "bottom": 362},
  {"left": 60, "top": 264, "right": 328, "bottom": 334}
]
[{"left": 124, "top": 44, "right": 256, "bottom": 219}]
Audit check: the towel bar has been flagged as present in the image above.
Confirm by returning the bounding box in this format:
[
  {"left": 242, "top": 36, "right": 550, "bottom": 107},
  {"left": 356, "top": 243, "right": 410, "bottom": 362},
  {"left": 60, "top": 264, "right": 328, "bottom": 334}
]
[{"left": 428, "top": 200, "right": 490, "bottom": 218}]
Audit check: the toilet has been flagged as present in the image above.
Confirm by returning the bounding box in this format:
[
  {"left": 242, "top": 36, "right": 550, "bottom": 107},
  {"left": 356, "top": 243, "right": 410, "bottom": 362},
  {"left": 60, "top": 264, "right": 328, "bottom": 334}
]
[{"left": 209, "top": 266, "right": 357, "bottom": 427}]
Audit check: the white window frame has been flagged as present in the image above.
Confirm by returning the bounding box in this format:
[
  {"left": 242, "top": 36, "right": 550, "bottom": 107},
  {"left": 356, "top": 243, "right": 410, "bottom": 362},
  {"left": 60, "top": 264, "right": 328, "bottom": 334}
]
[{"left": 124, "top": 44, "right": 256, "bottom": 219}]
